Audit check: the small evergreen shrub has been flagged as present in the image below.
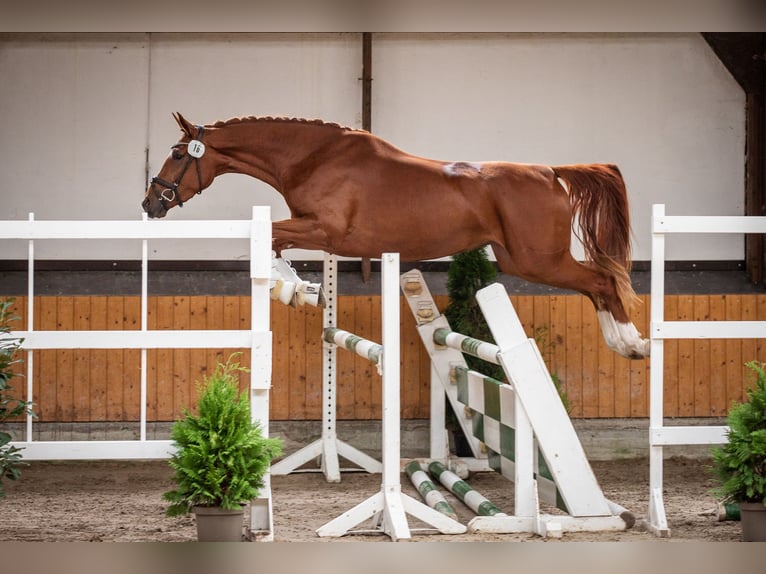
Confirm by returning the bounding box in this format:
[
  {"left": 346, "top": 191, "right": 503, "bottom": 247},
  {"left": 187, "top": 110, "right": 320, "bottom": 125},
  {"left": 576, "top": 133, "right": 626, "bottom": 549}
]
[
  {"left": 711, "top": 361, "right": 766, "bottom": 505},
  {"left": 0, "top": 298, "right": 35, "bottom": 498},
  {"left": 444, "top": 249, "right": 504, "bottom": 381},
  {"left": 163, "top": 355, "right": 283, "bottom": 516}
]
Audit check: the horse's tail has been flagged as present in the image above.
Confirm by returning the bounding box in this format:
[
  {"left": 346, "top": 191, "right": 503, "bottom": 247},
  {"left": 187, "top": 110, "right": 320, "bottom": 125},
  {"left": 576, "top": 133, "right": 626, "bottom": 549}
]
[{"left": 553, "top": 163, "right": 639, "bottom": 309}]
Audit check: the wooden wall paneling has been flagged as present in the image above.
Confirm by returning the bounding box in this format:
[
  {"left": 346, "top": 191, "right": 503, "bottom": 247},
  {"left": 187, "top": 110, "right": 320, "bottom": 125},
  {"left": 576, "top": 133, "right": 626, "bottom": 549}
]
[
  {"left": 236, "top": 295, "right": 252, "bottom": 394},
  {"left": 154, "top": 296, "right": 175, "bottom": 421},
  {"left": 220, "top": 296, "right": 242, "bottom": 402},
  {"left": 614, "top": 293, "right": 651, "bottom": 418},
  {"left": 628, "top": 295, "right": 649, "bottom": 417},
  {"left": 580, "top": 300, "right": 600, "bottom": 418},
  {"left": 741, "top": 295, "right": 757, "bottom": 396},
  {"left": 513, "top": 295, "right": 535, "bottom": 338},
  {"left": 565, "top": 295, "right": 584, "bottom": 417},
  {"left": 351, "top": 296, "right": 376, "bottom": 419},
  {"left": 333, "top": 295, "right": 356, "bottom": 420},
  {"left": 14, "top": 292, "right": 766, "bottom": 424},
  {"left": 532, "top": 293, "right": 556, "bottom": 399},
  {"left": 610, "top": 289, "right": 632, "bottom": 421},
  {"left": 5, "top": 298, "right": 27, "bottom": 416},
  {"left": 370, "top": 294, "right": 383, "bottom": 418},
  {"left": 676, "top": 295, "right": 695, "bottom": 416},
  {"left": 106, "top": 296, "right": 125, "bottom": 421},
  {"left": 270, "top": 300, "right": 291, "bottom": 421},
  {"left": 758, "top": 294, "right": 766, "bottom": 369},
  {"left": 663, "top": 296, "right": 680, "bottom": 417},
  {"left": 87, "top": 297, "right": 107, "bottom": 434},
  {"left": 401, "top": 297, "right": 421, "bottom": 419},
  {"left": 188, "top": 296, "right": 208, "bottom": 394},
  {"left": 123, "top": 296, "right": 141, "bottom": 421},
  {"left": 724, "top": 294, "right": 744, "bottom": 409},
  {"left": 286, "top": 299, "right": 308, "bottom": 420},
  {"left": 549, "top": 295, "right": 568, "bottom": 411},
  {"left": 203, "top": 296, "right": 224, "bottom": 396},
  {"left": 55, "top": 296, "right": 74, "bottom": 422},
  {"left": 708, "top": 295, "right": 728, "bottom": 417},
  {"left": 35, "top": 297, "right": 56, "bottom": 422},
  {"left": 692, "top": 295, "right": 712, "bottom": 417},
  {"left": 172, "top": 296, "right": 191, "bottom": 415},
  {"left": 303, "top": 305, "right": 323, "bottom": 420},
  {"left": 596, "top": 313, "right": 616, "bottom": 418},
  {"left": 145, "top": 296, "right": 158, "bottom": 421}
]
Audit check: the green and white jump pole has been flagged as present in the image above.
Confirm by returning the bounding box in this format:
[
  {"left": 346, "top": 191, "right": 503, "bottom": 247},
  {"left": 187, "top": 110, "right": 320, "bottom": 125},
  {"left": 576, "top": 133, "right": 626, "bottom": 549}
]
[
  {"left": 405, "top": 461, "right": 460, "bottom": 522},
  {"left": 428, "top": 461, "right": 506, "bottom": 517}
]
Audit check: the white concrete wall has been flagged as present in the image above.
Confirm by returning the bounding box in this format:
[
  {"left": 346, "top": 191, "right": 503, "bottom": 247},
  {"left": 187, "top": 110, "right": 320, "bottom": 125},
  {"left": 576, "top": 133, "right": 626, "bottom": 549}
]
[{"left": 0, "top": 33, "right": 745, "bottom": 262}]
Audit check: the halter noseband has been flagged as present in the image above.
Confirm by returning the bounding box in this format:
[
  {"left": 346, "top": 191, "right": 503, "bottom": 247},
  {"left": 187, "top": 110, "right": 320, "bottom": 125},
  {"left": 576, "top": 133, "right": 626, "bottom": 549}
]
[{"left": 150, "top": 125, "right": 206, "bottom": 210}]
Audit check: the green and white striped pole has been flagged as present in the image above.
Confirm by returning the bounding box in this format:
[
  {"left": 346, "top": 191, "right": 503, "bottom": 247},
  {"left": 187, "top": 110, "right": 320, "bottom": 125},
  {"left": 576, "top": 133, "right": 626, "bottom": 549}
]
[
  {"left": 405, "top": 461, "right": 460, "bottom": 522},
  {"left": 428, "top": 461, "right": 506, "bottom": 517},
  {"left": 323, "top": 327, "right": 383, "bottom": 372},
  {"left": 433, "top": 328, "right": 501, "bottom": 365}
]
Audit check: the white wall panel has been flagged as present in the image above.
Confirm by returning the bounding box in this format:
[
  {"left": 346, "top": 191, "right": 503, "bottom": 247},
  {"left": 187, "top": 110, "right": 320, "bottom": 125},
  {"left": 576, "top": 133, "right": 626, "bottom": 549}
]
[
  {"left": 0, "top": 34, "right": 150, "bottom": 259},
  {"left": 372, "top": 33, "right": 745, "bottom": 261}
]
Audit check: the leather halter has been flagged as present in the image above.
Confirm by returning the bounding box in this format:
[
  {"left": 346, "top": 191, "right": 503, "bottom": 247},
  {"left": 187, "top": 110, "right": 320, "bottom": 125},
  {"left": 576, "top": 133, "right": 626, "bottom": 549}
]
[{"left": 149, "top": 125, "right": 205, "bottom": 210}]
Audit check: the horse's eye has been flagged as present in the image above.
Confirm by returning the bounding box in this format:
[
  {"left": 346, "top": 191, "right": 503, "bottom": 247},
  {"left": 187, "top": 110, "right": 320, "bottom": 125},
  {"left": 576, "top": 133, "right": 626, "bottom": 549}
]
[{"left": 171, "top": 148, "right": 184, "bottom": 160}]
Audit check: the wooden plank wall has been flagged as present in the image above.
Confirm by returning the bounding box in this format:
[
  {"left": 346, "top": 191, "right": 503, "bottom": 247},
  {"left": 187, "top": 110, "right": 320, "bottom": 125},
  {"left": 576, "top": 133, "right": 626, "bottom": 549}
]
[{"left": 5, "top": 293, "right": 766, "bottom": 423}]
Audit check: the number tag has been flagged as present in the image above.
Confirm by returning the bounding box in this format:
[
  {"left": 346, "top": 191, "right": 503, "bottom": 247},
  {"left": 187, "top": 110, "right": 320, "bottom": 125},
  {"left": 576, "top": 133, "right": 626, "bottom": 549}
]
[{"left": 188, "top": 140, "right": 206, "bottom": 158}]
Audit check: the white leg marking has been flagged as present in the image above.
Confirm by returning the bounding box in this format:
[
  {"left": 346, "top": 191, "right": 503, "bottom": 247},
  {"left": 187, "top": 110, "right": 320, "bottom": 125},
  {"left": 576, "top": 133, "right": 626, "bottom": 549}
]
[
  {"left": 617, "top": 321, "right": 651, "bottom": 358},
  {"left": 597, "top": 311, "right": 627, "bottom": 356}
]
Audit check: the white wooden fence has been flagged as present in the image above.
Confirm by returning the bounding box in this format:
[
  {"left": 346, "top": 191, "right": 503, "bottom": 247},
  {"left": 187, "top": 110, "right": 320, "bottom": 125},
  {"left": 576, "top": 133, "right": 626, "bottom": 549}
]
[
  {"left": 648, "top": 203, "right": 766, "bottom": 536},
  {"left": 0, "top": 208, "right": 273, "bottom": 461}
]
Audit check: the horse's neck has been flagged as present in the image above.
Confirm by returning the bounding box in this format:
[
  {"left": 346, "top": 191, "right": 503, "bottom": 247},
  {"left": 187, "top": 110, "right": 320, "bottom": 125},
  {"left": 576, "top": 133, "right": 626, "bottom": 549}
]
[{"left": 214, "top": 120, "right": 342, "bottom": 191}]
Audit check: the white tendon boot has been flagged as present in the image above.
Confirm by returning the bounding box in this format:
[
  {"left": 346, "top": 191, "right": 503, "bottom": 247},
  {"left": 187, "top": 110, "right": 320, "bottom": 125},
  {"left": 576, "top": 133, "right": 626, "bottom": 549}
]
[{"left": 270, "top": 254, "right": 325, "bottom": 308}]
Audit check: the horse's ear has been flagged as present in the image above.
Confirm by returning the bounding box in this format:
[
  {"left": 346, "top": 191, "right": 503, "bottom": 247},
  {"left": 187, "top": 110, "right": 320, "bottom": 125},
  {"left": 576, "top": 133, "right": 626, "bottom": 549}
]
[{"left": 173, "top": 112, "right": 195, "bottom": 137}]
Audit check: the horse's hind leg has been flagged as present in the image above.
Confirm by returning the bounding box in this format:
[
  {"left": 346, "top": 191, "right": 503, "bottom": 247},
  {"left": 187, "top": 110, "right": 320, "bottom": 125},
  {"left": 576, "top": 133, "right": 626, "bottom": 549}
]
[
  {"left": 563, "top": 262, "right": 649, "bottom": 359},
  {"left": 493, "top": 246, "right": 649, "bottom": 359}
]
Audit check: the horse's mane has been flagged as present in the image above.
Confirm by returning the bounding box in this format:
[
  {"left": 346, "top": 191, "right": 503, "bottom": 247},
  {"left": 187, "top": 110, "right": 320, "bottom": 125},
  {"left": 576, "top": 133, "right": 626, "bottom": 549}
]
[{"left": 212, "top": 115, "right": 361, "bottom": 132}]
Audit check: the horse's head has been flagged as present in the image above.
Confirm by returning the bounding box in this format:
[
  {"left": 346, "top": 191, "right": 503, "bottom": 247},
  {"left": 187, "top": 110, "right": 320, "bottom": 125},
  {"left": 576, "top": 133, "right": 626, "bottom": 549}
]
[{"left": 142, "top": 112, "right": 216, "bottom": 218}]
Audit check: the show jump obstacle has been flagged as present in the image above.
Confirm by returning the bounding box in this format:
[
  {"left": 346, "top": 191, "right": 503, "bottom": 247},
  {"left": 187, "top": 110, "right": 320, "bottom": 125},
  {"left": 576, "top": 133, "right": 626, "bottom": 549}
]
[
  {"left": 316, "top": 253, "right": 467, "bottom": 540},
  {"left": 402, "top": 269, "right": 634, "bottom": 537},
  {"left": 270, "top": 253, "right": 382, "bottom": 481},
  {"left": 648, "top": 204, "right": 766, "bottom": 537},
  {"left": 0, "top": 207, "right": 277, "bottom": 540}
]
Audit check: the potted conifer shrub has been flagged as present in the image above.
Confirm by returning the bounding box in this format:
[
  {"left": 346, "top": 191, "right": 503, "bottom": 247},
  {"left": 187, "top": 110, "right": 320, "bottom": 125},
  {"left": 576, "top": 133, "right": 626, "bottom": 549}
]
[
  {"left": 163, "top": 355, "right": 282, "bottom": 541},
  {"left": 711, "top": 360, "right": 766, "bottom": 541}
]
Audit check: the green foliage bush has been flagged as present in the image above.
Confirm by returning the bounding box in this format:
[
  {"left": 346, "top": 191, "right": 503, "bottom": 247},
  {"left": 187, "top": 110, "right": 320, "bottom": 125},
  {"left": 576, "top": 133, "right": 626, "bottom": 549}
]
[
  {"left": 711, "top": 361, "right": 766, "bottom": 505},
  {"left": 443, "top": 249, "right": 569, "bottom": 410},
  {"left": 444, "top": 249, "right": 504, "bottom": 381},
  {"left": 0, "top": 298, "right": 35, "bottom": 498},
  {"left": 163, "top": 355, "right": 283, "bottom": 516}
]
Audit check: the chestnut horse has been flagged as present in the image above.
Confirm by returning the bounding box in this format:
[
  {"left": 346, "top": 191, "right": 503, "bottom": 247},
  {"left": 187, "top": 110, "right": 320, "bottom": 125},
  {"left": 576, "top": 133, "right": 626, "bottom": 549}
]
[{"left": 143, "top": 113, "right": 648, "bottom": 359}]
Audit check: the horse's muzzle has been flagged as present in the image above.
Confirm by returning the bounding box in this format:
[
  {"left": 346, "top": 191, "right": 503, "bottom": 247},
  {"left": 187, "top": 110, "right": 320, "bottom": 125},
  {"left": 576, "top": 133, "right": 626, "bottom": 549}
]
[{"left": 142, "top": 195, "right": 167, "bottom": 219}]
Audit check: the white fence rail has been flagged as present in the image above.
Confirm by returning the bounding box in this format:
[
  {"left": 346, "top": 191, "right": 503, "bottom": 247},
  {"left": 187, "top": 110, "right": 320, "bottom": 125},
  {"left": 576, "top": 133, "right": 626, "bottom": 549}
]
[
  {"left": 0, "top": 208, "right": 273, "bottom": 461},
  {"left": 648, "top": 203, "right": 766, "bottom": 536}
]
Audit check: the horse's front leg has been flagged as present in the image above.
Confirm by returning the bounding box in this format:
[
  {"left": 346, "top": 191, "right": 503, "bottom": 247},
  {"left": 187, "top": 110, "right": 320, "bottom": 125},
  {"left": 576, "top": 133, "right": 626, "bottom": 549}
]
[
  {"left": 269, "top": 218, "right": 329, "bottom": 308},
  {"left": 272, "top": 217, "right": 333, "bottom": 256}
]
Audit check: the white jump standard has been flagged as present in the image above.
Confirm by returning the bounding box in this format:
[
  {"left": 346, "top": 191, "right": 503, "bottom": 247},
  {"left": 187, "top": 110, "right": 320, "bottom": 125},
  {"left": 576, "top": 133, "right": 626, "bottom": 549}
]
[
  {"left": 270, "top": 253, "right": 382, "bottom": 482},
  {"left": 316, "top": 253, "right": 466, "bottom": 540}
]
